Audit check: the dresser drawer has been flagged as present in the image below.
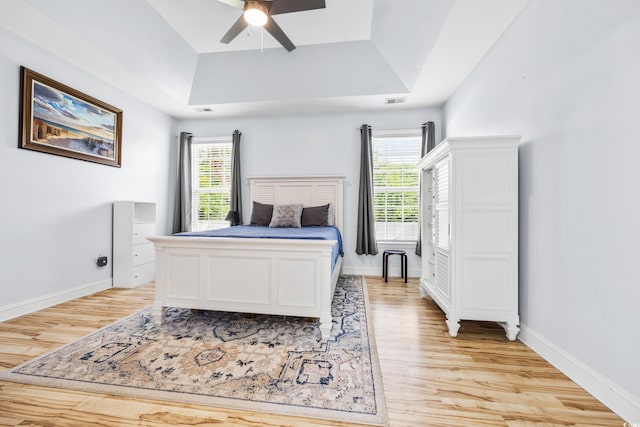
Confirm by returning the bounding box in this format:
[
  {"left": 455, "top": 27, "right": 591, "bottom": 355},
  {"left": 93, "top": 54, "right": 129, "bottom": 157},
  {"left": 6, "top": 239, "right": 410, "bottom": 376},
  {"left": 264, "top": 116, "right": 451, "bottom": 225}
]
[
  {"left": 133, "top": 223, "right": 156, "bottom": 244},
  {"left": 132, "top": 262, "right": 155, "bottom": 286},
  {"left": 133, "top": 242, "right": 155, "bottom": 265}
]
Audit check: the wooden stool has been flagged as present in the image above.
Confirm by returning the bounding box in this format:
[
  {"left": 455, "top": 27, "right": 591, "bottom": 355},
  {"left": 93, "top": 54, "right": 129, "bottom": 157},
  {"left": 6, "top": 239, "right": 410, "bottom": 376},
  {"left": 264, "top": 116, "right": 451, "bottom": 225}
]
[{"left": 382, "top": 250, "right": 407, "bottom": 283}]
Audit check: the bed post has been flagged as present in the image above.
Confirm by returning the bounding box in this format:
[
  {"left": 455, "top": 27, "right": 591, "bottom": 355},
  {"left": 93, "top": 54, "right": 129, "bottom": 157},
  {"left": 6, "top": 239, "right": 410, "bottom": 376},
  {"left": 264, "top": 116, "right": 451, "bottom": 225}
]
[
  {"left": 152, "top": 246, "right": 165, "bottom": 324},
  {"left": 318, "top": 249, "right": 333, "bottom": 341}
]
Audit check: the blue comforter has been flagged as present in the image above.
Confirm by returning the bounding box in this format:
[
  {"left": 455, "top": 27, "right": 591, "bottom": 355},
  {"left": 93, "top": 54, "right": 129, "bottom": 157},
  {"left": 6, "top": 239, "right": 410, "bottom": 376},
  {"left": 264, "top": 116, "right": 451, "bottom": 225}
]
[{"left": 176, "top": 226, "right": 344, "bottom": 270}]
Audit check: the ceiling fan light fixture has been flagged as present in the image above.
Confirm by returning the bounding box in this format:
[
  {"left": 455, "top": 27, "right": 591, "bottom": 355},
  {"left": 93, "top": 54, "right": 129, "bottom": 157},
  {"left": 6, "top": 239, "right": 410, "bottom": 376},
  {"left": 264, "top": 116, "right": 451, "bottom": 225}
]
[{"left": 244, "top": 1, "right": 268, "bottom": 26}]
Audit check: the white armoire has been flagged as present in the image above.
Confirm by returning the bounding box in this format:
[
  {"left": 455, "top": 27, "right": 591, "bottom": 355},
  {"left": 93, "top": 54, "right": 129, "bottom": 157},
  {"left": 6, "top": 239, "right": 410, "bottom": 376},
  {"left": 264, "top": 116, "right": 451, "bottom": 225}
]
[{"left": 417, "top": 135, "right": 520, "bottom": 340}]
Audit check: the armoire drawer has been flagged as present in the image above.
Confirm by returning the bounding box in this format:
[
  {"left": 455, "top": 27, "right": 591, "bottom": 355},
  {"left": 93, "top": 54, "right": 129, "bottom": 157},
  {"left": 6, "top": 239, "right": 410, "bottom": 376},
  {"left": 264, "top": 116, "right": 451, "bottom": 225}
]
[
  {"left": 133, "top": 242, "right": 155, "bottom": 265},
  {"left": 132, "top": 262, "right": 155, "bottom": 286},
  {"left": 133, "top": 223, "right": 156, "bottom": 244}
]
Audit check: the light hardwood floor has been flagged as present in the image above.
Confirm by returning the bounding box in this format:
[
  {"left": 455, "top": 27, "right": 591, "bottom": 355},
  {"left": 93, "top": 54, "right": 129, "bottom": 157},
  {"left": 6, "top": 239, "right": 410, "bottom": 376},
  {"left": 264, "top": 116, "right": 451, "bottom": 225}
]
[{"left": 0, "top": 276, "right": 623, "bottom": 427}]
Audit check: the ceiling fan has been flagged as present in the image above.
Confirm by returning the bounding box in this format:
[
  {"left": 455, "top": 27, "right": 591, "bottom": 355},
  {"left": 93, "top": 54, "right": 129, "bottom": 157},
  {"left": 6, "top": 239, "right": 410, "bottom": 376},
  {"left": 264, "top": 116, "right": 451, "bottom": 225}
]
[{"left": 218, "top": 0, "right": 326, "bottom": 52}]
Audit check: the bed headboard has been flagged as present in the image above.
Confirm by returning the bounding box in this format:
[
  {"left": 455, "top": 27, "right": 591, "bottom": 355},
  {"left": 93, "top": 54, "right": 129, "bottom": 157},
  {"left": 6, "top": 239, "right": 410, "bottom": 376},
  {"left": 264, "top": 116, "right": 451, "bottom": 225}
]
[{"left": 248, "top": 176, "right": 345, "bottom": 234}]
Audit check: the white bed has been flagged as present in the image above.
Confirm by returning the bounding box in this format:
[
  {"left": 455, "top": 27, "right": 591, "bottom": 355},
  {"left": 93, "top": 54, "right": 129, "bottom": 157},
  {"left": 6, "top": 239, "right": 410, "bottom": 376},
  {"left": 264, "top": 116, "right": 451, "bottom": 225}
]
[{"left": 148, "top": 176, "right": 345, "bottom": 341}]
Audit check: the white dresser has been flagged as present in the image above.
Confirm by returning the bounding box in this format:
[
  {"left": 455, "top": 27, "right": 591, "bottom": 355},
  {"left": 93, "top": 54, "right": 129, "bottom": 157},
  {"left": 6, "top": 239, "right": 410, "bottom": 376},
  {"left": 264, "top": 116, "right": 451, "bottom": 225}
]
[
  {"left": 113, "top": 201, "right": 156, "bottom": 288},
  {"left": 417, "top": 136, "right": 520, "bottom": 340}
]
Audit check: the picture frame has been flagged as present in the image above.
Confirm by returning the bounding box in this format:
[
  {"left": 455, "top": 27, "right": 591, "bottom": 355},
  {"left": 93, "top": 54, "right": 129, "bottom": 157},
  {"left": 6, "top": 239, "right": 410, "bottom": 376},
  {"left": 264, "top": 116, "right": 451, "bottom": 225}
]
[{"left": 19, "top": 66, "right": 123, "bottom": 167}]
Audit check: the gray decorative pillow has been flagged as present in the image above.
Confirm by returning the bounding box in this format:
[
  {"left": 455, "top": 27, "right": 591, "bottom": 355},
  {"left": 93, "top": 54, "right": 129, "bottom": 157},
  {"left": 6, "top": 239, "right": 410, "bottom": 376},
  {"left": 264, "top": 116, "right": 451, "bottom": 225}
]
[
  {"left": 301, "top": 204, "right": 329, "bottom": 226},
  {"left": 250, "top": 201, "right": 273, "bottom": 226},
  {"left": 269, "top": 204, "right": 303, "bottom": 228}
]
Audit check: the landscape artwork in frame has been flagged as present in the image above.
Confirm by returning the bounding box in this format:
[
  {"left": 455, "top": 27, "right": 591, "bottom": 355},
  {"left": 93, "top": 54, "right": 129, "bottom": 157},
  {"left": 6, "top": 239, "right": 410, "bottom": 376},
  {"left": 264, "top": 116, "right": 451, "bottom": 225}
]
[{"left": 19, "top": 66, "right": 122, "bottom": 167}]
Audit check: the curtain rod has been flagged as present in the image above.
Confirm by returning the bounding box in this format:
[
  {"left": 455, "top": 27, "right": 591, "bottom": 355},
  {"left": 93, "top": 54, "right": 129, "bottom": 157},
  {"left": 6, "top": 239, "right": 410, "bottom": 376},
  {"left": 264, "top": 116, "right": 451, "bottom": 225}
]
[
  {"left": 175, "top": 130, "right": 240, "bottom": 138},
  {"left": 355, "top": 126, "right": 426, "bottom": 131},
  {"left": 174, "top": 134, "right": 231, "bottom": 139}
]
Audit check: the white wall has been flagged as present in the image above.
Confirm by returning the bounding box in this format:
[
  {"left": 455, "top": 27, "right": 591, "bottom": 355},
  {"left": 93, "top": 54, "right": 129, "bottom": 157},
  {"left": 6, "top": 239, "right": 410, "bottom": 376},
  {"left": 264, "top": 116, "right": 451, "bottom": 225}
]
[
  {"left": 178, "top": 109, "right": 442, "bottom": 278},
  {"left": 0, "top": 28, "right": 175, "bottom": 315},
  {"left": 444, "top": 0, "right": 640, "bottom": 420}
]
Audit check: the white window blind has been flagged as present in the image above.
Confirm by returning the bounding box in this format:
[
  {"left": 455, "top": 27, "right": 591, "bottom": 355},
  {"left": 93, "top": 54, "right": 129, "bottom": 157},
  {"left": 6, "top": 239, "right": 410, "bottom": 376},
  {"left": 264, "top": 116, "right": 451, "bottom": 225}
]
[
  {"left": 191, "top": 141, "right": 232, "bottom": 232},
  {"left": 373, "top": 133, "right": 421, "bottom": 241}
]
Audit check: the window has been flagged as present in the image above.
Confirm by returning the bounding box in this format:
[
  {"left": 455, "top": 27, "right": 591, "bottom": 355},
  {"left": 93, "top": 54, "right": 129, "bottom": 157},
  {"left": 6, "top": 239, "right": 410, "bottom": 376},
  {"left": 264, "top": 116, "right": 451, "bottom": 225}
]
[
  {"left": 373, "top": 131, "right": 421, "bottom": 242},
  {"left": 191, "top": 138, "right": 233, "bottom": 232}
]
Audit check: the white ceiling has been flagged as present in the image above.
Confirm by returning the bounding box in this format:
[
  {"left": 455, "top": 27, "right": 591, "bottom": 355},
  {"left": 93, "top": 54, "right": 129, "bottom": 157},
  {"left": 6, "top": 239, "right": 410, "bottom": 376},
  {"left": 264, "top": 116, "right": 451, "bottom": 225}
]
[{"left": 0, "top": 0, "right": 528, "bottom": 119}]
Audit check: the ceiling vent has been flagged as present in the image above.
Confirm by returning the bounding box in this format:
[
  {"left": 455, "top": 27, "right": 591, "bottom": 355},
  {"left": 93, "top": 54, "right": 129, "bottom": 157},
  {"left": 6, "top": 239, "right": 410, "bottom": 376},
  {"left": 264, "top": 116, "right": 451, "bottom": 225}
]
[{"left": 385, "top": 97, "right": 406, "bottom": 105}]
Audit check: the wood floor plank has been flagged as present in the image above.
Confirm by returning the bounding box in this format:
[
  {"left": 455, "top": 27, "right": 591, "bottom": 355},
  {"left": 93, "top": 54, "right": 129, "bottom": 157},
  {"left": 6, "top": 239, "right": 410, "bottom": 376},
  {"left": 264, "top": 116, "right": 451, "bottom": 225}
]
[{"left": 0, "top": 276, "right": 623, "bottom": 426}]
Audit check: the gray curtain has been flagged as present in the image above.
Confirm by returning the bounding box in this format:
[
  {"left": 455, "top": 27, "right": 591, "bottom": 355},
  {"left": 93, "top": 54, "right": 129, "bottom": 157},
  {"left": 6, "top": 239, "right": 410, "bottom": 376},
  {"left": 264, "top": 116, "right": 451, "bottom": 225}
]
[
  {"left": 172, "top": 132, "right": 192, "bottom": 233},
  {"left": 356, "top": 124, "right": 378, "bottom": 255},
  {"left": 416, "top": 122, "right": 435, "bottom": 256},
  {"left": 226, "top": 129, "right": 243, "bottom": 226}
]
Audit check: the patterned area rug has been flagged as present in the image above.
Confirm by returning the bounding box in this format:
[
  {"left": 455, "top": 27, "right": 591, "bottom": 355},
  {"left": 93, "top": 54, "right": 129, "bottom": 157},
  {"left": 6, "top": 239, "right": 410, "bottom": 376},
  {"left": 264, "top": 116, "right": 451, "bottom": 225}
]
[{"left": 1, "top": 275, "right": 387, "bottom": 426}]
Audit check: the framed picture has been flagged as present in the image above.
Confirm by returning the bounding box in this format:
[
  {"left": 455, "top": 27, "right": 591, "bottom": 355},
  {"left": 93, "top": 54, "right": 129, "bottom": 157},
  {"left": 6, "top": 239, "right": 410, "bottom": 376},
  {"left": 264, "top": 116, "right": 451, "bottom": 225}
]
[{"left": 19, "top": 66, "right": 123, "bottom": 167}]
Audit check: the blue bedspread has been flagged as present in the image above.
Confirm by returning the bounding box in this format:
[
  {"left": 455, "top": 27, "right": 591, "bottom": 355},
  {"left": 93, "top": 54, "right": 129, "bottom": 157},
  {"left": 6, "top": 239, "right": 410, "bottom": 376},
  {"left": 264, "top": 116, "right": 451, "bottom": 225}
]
[{"left": 176, "top": 226, "right": 344, "bottom": 270}]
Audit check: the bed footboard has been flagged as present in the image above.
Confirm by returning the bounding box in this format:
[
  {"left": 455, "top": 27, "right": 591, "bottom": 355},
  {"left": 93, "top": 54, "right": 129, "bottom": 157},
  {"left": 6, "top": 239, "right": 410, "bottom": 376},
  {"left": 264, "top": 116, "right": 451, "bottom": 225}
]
[{"left": 148, "top": 236, "right": 340, "bottom": 341}]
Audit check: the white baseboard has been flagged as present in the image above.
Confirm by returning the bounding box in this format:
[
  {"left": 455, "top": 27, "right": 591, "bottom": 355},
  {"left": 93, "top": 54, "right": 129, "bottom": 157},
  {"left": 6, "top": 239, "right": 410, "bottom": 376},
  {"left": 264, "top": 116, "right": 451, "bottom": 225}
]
[
  {"left": 0, "top": 279, "right": 112, "bottom": 322},
  {"left": 519, "top": 324, "right": 640, "bottom": 423},
  {"left": 341, "top": 265, "right": 421, "bottom": 278}
]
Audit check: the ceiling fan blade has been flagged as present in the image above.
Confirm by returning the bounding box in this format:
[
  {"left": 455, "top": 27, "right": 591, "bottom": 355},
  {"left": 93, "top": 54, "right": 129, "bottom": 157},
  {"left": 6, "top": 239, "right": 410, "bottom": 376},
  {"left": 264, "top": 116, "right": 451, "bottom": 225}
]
[
  {"left": 220, "top": 15, "right": 249, "bottom": 44},
  {"left": 264, "top": 17, "right": 296, "bottom": 51},
  {"left": 217, "top": 0, "right": 245, "bottom": 9},
  {"left": 267, "top": 0, "right": 325, "bottom": 16}
]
